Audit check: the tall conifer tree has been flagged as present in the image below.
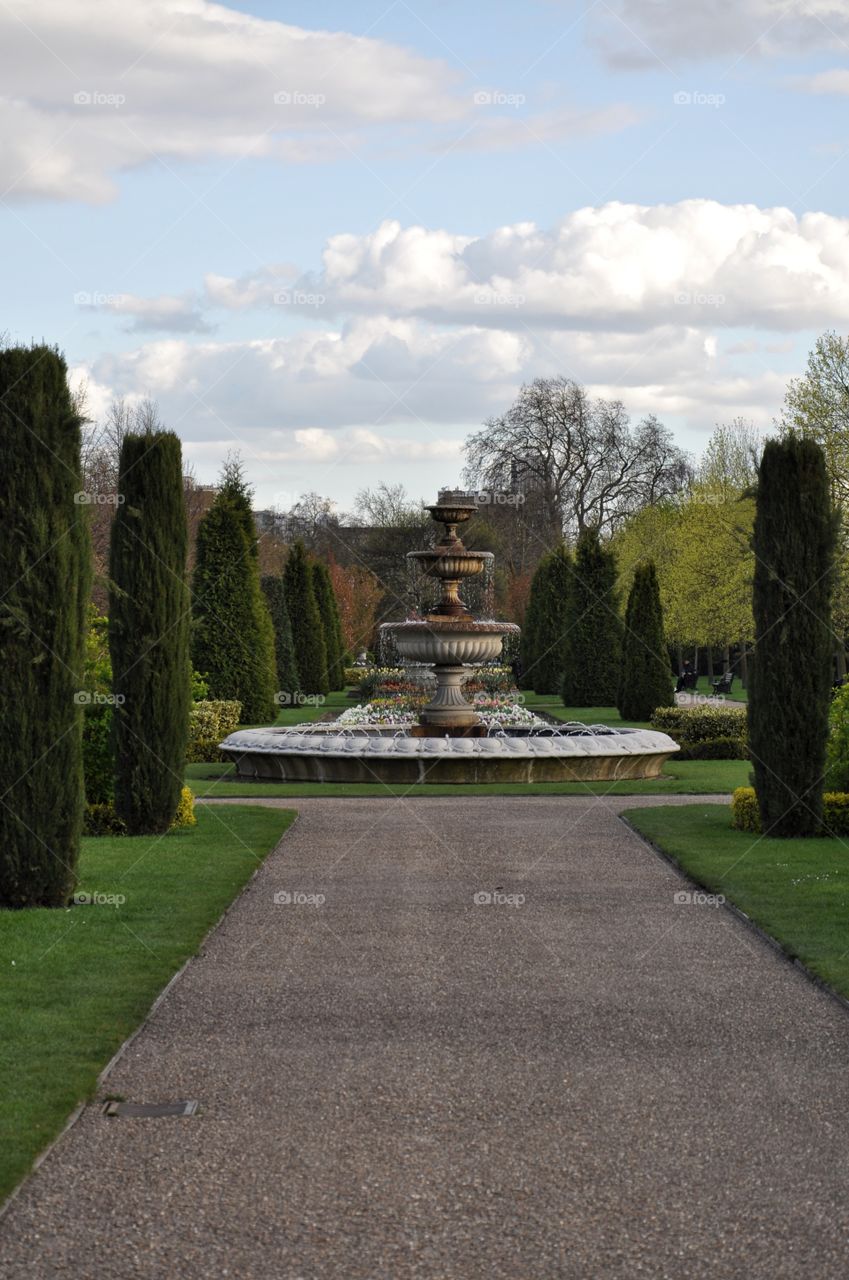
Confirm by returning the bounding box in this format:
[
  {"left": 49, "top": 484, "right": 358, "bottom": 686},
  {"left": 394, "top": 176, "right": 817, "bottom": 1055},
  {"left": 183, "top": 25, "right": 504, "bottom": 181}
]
[
  {"left": 561, "top": 529, "right": 622, "bottom": 706},
  {"left": 284, "top": 541, "right": 328, "bottom": 696}
]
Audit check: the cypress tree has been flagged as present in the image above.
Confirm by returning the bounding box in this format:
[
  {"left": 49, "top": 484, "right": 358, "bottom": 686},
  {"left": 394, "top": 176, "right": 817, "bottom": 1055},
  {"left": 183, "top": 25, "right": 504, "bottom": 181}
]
[
  {"left": 617, "top": 561, "right": 674, "bottom": 721},
  {"left": 0, "top": 345, "right": 90, "bottom": 907},
  {"left": 283, "top": 541, "right": 328, "bottom": 696},
  {"left": 191, "top": 484, "right": 277, "bottom": 724},
  {"left": 260, "top": 574, "right": 300, "bottom": 701},
  {"left": 109, "top": 430, "right": 190, "bottom": 834},
  {"left": 521, "top": 546, "right": 573, "bottom": 694},
  {"left": 312, "top": 560, "right": 345, "bottom": 691},
  {"left": 561, "top": 529, "right": 622, "bottom": 706},
  {"left": 750, "top": 437, "right": 836, "bottom": 836}
]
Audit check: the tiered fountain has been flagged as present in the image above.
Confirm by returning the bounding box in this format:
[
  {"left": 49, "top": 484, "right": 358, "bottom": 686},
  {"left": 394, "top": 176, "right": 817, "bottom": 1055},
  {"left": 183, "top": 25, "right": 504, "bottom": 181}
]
[{"left": 220, "top": 490, "right": 678, "bottom": 783}]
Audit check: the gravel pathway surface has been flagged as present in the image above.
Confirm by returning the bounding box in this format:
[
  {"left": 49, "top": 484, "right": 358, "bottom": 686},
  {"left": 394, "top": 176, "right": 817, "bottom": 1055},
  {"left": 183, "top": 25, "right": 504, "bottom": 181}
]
[{"left": 2, "top": 794, "right": 849, "bottom": 1279}]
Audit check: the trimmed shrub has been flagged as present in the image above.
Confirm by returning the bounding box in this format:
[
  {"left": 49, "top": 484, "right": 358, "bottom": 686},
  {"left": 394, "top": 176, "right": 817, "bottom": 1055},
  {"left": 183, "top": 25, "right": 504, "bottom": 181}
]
[
  {"left": 562, "top": 530, "right": 622, "bottom": 706},
  {"left": 284, "top": 541, "right": 328, "bottom": 696},
  {"left": 0, "top": 345, "right": 91, "bottom": 908},
  {"left": 521, "top": 545, "right": 572, "bottom": 694},
  {"left": 732, "top": 786, "right": 849, "bottom": 837},
  {"left": 261, "top": 574, "right": 300, "bottom": 700},
  {"left": 191, "top": 467, "right": 277, "bottom": 723},
  {"left": 110, "top": 430, "right": 190, "bottom": 835},
  {"left": 187, "top": 700, "right": 242, "bottom": 763},
  {"left": 312, "top": 561, "right": 345, "bottom": 691},
  {"left": 651, "top": 704, "right": 748, "bottom": 757},
  {"left": 82, "top": 704, "right": 114, "bottom": 804},
  {"left": 171, "top": 786, "right": 197, "bottom": 829},
  {"left": 825, "top": 682, "right": 849, "bottom": 791},
  {"left": 83, "top": 803, "right": 127, "bottom": 837},
  {"left": 618, "top": 561, "right": 674, "bottom": 721},
  {"left": 750, "top": 437, "right": 836, "bottom": 836}
]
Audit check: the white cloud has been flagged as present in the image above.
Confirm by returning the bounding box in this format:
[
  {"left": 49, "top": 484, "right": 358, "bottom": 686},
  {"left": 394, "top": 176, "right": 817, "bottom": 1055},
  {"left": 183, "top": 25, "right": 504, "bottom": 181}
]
[
  {"left": 203, "top": 201, "right": 849, "bottom": 332},
  {"left": 592, "top": 0, "right": 849, "bottom": 65},
  {"left": 75, "top": 290, "right": 212, "bottom": 333},
  {"left": 0, "top": 0, "right": 465, "bottom": 201},
  {"left": 797, "top": 68, "right": 849, "bottom": 95}
]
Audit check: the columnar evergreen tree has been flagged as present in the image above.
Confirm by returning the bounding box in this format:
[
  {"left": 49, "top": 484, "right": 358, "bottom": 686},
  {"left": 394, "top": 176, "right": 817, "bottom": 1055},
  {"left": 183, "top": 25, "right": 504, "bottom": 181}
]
[
  {"left": 191, "top": 472, "right": 276, "bottom": 723},
  {"left": 283, "top": 541, "right": 329, "bottom": 696},
  {"left": 520, "top": 546, "right": 573, "bottom": 694},
  {"left": 312, "top": 560, "right": 345, "bottom": 690},
  {"left": 750, "top": 438, "right": 836, "bottom": 836},
  {"left": 260, "top": 574, "right": 300, "bottom": 701},
  {"left": 617, "top": 561, "right": 674, "bottom": 721},
  {"left": 109, "top": 429, "right": 190, "bottom": 834},
  {"left": 0, "top": 345, "right": 91, "bottom": 907},
  {"left": 561, "top": 529, "right": 622, "bottom": 706}
]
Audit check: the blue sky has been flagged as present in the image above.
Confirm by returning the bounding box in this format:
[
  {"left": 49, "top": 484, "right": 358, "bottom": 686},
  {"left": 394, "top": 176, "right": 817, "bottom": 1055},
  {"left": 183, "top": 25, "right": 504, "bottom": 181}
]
[{"left": 4, "top": 0, "right": 849, "bottom": 509}]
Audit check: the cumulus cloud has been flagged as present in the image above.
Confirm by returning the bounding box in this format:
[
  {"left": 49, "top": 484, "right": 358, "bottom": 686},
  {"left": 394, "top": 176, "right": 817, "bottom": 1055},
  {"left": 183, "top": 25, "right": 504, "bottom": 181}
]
[
  {"left": 591, "top": 0, "right": 849, "bottom": 66},
  {"left": 75, "top": 290, "right": 212, "bottom": 333},
  {"left": 201, "top": 201, "right": 849, "bottom": 332}
]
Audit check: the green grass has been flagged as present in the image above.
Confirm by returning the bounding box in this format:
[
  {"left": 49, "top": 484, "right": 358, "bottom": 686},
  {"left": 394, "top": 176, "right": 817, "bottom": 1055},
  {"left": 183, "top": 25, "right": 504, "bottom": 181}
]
[
  {"left": 625, "top": 804, "right": 849, "bottom": 998},
  {"left": 521, "top": 692, "right": 650, "bottom": 729},
  {"left": 186, "top": 758, "right": 748, "bottom": 798},
  {"left": 0, "top": 805, "right": 294, "bottom": 1204}
]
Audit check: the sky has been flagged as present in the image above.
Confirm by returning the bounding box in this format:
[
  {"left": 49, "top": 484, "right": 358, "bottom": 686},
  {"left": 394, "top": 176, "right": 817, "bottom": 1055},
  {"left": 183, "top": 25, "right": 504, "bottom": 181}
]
[{"left": 4, "top": 0, "right": 849, "bottom": 511}]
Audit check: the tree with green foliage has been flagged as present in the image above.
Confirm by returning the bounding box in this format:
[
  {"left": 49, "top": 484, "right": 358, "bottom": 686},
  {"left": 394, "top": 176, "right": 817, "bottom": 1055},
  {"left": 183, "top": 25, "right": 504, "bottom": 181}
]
[
  {"left": 0, "top": 345, "right": 91, "bottom": 907},
  {"left": 520, "top": 545, "right": 573, "bottom": 693},
  {"left": 283, "top": 541, "right": 328, "bottom": 696},
  {"left": 618, "top": 562, "right": 673, "bottom": 721},
  {"left": 782, "top": 331, "right": 849, "bottom": 503},
  {"left": 191, "top": 465, "right": 276, "bottom": 723},
  {"left": 561, "top": 529, "right": 622, "bottom": 706},
  {"left": 260, "top": 573, "right": 300, "bottom": 700},
  {"left": 109, "top": 429, "right": 190, "bottom": 834},
  {"left": 312, "top": 560, "right": 345, "bottom": 690},
  {"left": 750, "top": 437, "right": 836, "bottom": 837}
]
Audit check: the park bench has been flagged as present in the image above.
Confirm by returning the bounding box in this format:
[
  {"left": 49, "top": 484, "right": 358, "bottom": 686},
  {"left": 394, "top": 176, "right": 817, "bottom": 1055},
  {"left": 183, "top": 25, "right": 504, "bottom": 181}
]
[{"left": 710, "top": 671, "right": 734, "bottom": 696}]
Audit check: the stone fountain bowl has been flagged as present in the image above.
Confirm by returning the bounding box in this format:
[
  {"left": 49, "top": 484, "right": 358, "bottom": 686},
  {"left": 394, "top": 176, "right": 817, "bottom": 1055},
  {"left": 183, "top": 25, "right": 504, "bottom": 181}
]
[{"left": 390, "top": 619, "right": 517, "bottom": 665}]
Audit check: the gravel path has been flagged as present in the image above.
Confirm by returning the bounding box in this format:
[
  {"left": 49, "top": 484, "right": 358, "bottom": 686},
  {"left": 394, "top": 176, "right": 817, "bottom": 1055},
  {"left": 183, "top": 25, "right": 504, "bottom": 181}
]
[{"left": 2, "top": 794, "right": 849, "bottom": 1279}]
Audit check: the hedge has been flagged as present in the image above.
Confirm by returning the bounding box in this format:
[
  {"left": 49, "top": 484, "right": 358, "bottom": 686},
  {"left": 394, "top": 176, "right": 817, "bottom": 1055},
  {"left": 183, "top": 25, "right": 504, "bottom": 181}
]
[
  {"left": 651, "top": 704, "right": 747, "bottom": 759},
  {"left": 732, "top": 786, "right": 849, "bottom": 837},
  {"left": 187, "top": 700, "right": 242, "bottom": 763}
]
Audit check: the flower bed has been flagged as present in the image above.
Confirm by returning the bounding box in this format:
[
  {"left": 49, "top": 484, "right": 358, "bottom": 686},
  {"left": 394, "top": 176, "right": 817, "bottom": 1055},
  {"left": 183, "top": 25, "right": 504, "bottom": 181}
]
[{"left": 337, "top": 693, "right": 544, "bottom": 729}]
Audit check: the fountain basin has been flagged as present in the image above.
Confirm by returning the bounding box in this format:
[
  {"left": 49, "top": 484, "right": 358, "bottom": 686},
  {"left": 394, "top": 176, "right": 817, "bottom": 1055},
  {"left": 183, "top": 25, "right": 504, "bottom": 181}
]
[{"left": 219, "top": 726, "right": 680, "bottom": 784}]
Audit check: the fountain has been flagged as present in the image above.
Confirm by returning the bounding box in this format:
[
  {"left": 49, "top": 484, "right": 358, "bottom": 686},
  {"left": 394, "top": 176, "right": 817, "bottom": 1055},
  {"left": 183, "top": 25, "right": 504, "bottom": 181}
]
[{"left": 219, "top": 490, "right": 679, "bottom": 782}]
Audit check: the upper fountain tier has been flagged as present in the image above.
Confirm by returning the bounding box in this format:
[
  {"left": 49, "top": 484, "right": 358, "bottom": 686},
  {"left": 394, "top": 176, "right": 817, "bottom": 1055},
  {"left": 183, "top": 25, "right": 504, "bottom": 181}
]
[{"left": 406, "top": 489, "right": 491, "bottom": 620}]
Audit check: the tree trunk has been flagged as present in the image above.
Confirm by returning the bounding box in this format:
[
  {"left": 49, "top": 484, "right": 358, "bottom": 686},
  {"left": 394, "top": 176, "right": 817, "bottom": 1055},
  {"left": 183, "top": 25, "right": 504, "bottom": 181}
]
[
  {"left": 723, "top": 644, "right": 731, "bottom": 673},
  {"left": 676, "top": 642, "right": 683, "bottom": 674},
  {"left": 739, "top": 642, "right": 749, "bottom": 689},
  {"left": 706, "top": 648, "right": 714, "bottom": 680},
  {"left": 836, "top": 643, "right": 847, "bottom": 681}
]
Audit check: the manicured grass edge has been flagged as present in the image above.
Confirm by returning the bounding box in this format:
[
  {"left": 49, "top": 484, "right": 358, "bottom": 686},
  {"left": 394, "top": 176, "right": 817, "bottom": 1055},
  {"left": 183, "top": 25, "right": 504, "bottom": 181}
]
[
  {"left": 0, "top": 808, "right": 297, "bottom": 1219},
  {"left": 620, "top": 810, "right": 849, "bottom": 1021}
]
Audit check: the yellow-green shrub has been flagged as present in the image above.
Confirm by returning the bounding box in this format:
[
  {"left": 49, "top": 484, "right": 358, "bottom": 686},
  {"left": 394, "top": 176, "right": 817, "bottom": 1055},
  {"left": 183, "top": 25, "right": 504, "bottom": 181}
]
[
  {"left": 731, "top": 785, "right": 849, "bottom": 836},
  {"left": 171, "top": 786, "right": 197, "bottom": 829},
  {"left": 187, "top": 700, "right": 242, "bottom": 763},
  {"left": 652, "top": 704, "right": 747, "bottom": 759}
]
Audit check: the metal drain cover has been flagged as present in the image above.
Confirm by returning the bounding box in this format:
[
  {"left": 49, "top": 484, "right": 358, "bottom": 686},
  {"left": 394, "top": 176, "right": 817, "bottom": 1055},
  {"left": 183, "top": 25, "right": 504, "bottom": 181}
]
[{"left": 103, "top": 1100, "right": 198, "bottom": 1118}]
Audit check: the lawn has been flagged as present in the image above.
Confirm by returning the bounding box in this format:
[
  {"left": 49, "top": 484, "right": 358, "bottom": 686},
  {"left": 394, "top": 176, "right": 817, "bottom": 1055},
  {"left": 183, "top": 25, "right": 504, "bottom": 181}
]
[
  {"left": 0, "top": 805, "right": 294, "bottom": 1205},
  {"left": 187, "top": 758, "right": 748, "bottom": 798},
  {"left": 625, "top": 804, "right": 849, "bottom": 999}
]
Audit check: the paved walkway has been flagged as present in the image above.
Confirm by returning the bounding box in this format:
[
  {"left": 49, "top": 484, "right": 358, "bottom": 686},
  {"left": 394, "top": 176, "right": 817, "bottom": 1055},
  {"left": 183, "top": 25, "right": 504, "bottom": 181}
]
[{"left": 2, "top": 795, "right": 849, "bottom": 1279}]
